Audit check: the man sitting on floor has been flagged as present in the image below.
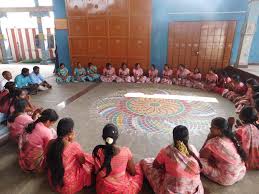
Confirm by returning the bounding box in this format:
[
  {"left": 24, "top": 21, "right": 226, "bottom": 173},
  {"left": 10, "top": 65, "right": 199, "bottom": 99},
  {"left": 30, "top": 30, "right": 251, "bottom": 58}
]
[
  {"left": 0, "top": 71, "right": 13, "bottom": 92},
  {"left": 30, "top": 66, "right": 52, "bottom": 90},
  {"left": 15, "top": 68, "right": 38, "bottom": 94}
]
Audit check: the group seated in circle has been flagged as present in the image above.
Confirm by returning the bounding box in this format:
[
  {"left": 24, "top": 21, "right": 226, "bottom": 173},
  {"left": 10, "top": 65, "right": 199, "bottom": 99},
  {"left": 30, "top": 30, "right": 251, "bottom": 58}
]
[
  {"left": 56, "top": 61, "right": 256, "bottom": 114},
  {"left": 1, "top": 64, "right": 259, "bottom": 194},
  {"left": 2, "top": 102, "right": 259, "bottom": 193}
]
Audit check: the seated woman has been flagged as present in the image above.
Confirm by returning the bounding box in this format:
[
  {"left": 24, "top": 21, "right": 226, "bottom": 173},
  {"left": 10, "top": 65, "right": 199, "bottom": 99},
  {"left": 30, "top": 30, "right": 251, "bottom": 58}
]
[
  {"left": 224, "top": 75, "right": 247, "bottom": 102},
  {"left": 100, "top": 63, "right": 117, "bottom": 83},
  {"left": 141, "top": 125, "right": 203, "bottom": 194},
  {"left": 0, "top": 82, "right": 16, "bottom": 120},
  {"left": 235, "top": 78, "right": 257, "bottom": 113},
  {"left": 86, "top": 62, "right": 100, "bottom": 82},
  {"left": 235, "top": 107, "right": 259, "bottom": 170},
  {"left": 116, "top": 63, "right": 131, "bottom": 83},
  {"left": 56, "top": 63, "right": 73, "bottom": 84},
  {"left": 131, "top": 63, "right": 147, "bottom": 83},
  {"left": 187, "top": 67, "right": 204, "bottom": 89},
  {"left": 10, "top": 89, "right": 38, "bottom": 116},
  {"left": 173, "top": 64, "right": 191, "bottom": 86},
  {"left": 213, "top": 71, "right": 232, "bottom": 95},
  {"left": 200, "top": 117, "right": 247, "bottom": 186},
  {"left": 18, "top": 109, "right": 59, "bottom": 172},
  {"left": 146, "top": 64, "right": 161, "bottom": 84},
  {"left": 93, "top": 124, "right": 143, "bottom": 194},
  {"left": 205, "top": 68, "right": 218, "bottom": 91},
  {"left": 161, "top": 64, "right": 173, "bottom": 84},
  {"left": 46, "top": 118, "right": 94, "bottom": 194},
  {"left": 74, "top": 62, "right": 87, "bottom": 82},
  {"left": 8, "top": 99, "right": 40, "bottom": 143}
]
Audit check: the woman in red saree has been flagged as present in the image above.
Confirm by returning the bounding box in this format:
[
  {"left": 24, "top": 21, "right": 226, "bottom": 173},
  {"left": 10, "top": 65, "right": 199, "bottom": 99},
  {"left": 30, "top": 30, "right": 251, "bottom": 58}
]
[
  {"left": 141, "top": 125, "right": 204, "bottom": 194},
  {"left": 224, "top": 75, "right": 247, "bottom": 102},
  {"left": 200, "top": 117, "right": 247, "bottom": 186},
  {"left": 0, "top": 82, "right": 16, "bottom": 116},
  {"left": 205, "top": 69, "right": 218, "bottom": 92},
  {"left": 173, "top": 64, "right": 191, "bottom": 86},
  {"left": 186, "top": 67, "right": 204, "bottom": 89},
  {"left": 93, "top": 123, "right": 143, "bottom": 194},
  {"left": 46, "top": 118, "right": 94, "bottom": 194},
  {"left": 161, "top": 64, "right": 173, "bottom": 84},
  {"left": 8, "top": 99, "right": 38, "bottom": 143},
  {"left": 235, "top": 107, "right": 259, "bottom": 170},
  {"left": 146, "top": 64, "right": 161, "bottom": 84},
  {"left": 235, "top": 78, "right": 257, "bottom": 113},
  {"left": 18, "top": 109, "right": 59, "bottom": 172}
]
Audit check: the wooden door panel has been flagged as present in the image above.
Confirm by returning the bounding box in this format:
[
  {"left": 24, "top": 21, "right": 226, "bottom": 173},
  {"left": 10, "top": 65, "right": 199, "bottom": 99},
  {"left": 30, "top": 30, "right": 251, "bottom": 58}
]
[
  {"left": 108, "top": 58, "right": 128, "bottom": 74},
  {"left": 109, "top": 17, "right": 128, "bottom": 37},
  {"left": 172, "top": 56, "right": 179, "bottom": 66},
  {"left": 71, "top": 56, "right": 89, "bottom": 68},
  {"left": 191, "top": 56, "right": 198, "bottom": 69},
  {"left": 88, "top": 18, "right": 107, "bottom": 36},
  {"left": 130, "top": 16, "right": 150, "bottom": 37},
  {"left": 88, "top": 38, "right": 108, "bottom": 56},
  {"left": 130, "top": 0, "right": 151, "bottom": 16},
  {"left": 68, "top": 18, "right": 88, "bottom": 36},
  {"left": 226, "top": 21, "right": 236, "bottom": 42},
  {"left": 87, "top": 0, "right": 108, "bottom": 16},
  {"left": 128, "top": 38, "right": 148, "bottom": 57},
  {"left": 109, "top": 38, "right": 128, "bottom": 57},
  {"left": 128, "top": 58, "right": 148, "bottom": 72},
  {"left": 108, "top": 0, "right": 128, "bottom": 16},
  {"left": 66, "top": 0, "right": 86, "bottom": 16},
  {"left": 70, "top": 38, "right": 88, "bottom": 55}
]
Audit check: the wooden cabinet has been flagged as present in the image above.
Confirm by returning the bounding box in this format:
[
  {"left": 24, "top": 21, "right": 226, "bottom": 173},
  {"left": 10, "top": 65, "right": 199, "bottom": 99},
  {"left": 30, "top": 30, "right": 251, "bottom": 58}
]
[
  {"left": 66, "top": 0, "right": 151, "bottom": 72},
  {"left": 168, "top": 21, "right": 236, "bottom": 73}
]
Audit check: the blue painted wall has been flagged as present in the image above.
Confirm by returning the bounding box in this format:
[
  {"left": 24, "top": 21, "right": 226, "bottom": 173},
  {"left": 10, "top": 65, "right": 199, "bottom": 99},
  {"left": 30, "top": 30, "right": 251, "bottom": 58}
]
[
  {"left": 151, "top": 0, "right": 248, "bottom": 71},
  {"left": 53, "top": 0, "right": 71, "bottom": 72},
  {"left": 54, "top": 0, "right": 259, "bottom": 71},
  {"left": 249, "top": 17, "right": 259, "bottom": 64}
]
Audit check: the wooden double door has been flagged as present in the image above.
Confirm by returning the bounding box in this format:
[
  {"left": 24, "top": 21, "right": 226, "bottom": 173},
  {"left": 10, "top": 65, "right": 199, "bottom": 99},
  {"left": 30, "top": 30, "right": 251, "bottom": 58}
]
[
  {"left": 66, "top": 0, "right": 152, "bottom": 72},
  {"left": 168, "top": 21, "right": 236, "bottom": 73}
]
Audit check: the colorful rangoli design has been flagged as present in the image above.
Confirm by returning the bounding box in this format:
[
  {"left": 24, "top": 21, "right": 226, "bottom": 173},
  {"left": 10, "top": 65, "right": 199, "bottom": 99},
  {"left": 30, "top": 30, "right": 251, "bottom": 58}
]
[{"left": 97, "top": 89, "right": 217, "bottom": 134}]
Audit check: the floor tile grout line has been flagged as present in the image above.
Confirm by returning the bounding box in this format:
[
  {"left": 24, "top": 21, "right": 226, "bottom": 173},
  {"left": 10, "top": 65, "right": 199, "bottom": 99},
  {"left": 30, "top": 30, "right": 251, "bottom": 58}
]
[{"left": 56, "top": 83, "right": 101, "bottom": 111}]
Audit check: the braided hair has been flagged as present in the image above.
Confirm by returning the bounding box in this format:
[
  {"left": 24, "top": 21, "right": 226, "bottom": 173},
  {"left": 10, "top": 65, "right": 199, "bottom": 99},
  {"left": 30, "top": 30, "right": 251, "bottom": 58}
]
[
  {"left": 25, "top": 109, "right": 59, "bottom": 134},
  {"left": 93, "top": 123, "right": 119, "bottom": 177},
  {"left": 8, "top": 99, "right": 28, "bottom": 123},
  {"left": 211, "top": 117, "right": 247, "bottom": 161},
  {"left": 173, "top": 125, "right": 202, "bottom": 169},
  {"left": 46, "top": 118, "right": 74, "bottom": 188}
]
